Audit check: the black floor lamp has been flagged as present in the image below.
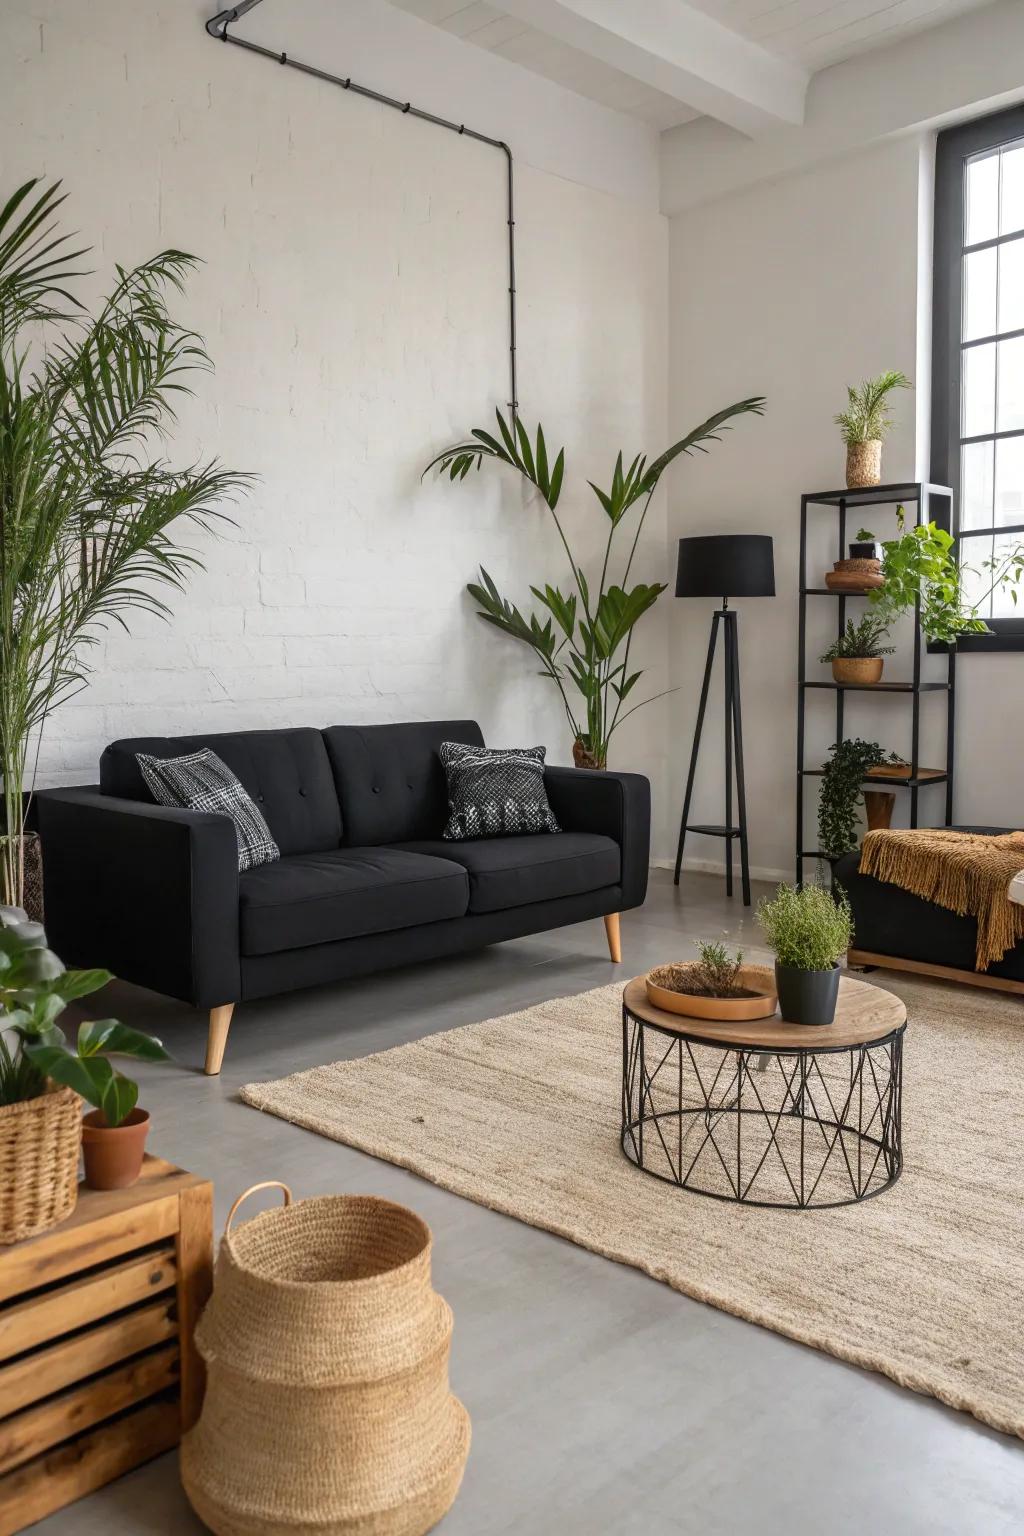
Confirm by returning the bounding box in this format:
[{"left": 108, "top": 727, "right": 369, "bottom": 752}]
[{"left": 673, "top": 534, "right": 775, "bottom": 905}]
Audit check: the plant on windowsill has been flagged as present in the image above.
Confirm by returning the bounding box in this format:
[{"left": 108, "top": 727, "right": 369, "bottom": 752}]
[
  {"left": 868, "top": 506, "right": 1024, "bottom": 644},
  {"left": 645, "top": 940, "right": 777, "bottom": 1023},
  {"left": 817, "top": 738, "right": 903, "bottom": 862},
  {"left": 756, "top": 882, "right": 853, "bottom": 1026},
  {"left": 834, "top": 370, "right": 912, "bottom": 489},
  {"left": 0, "top": 906, "right": 170, "bottom": 1236},
  {"left": 423, "top": 398, "right": 765, "bottom": 770},
  {"left": 819, "top": 614, "right": 894, "bottom": 685},
  {"left": 0, "top": 177, "right": 250, "bottom": 915}
]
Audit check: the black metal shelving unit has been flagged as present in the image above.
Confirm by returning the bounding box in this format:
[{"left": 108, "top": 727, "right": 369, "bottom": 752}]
[{"left": 796, "top": 481, "right": 956, "bottom": 883}]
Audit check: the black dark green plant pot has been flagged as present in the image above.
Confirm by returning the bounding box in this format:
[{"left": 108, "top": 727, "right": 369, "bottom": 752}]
[
  {"left": 849, "top": 540, "right": 879, "bottom": 560},
  {"left": 774, "top": 962, "right": 840, "bottom": 1026}
]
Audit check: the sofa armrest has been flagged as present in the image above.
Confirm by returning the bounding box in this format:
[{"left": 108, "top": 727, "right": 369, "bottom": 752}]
[
  {"left": 36, "top": 787, "right": 241, "bottom": 1009},
  {"left": 544, "top": 766, "right": 650, "bottom": 909}
]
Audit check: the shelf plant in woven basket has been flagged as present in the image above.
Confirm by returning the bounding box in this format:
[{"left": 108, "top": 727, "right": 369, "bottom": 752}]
[
  {"left": 0, "top": 177, "right": 249, "bottom": 913},
  {"left": 182, "top": 1183, "right": 471, "bottom": 1536},
  {"left": 0, "top": 907, "right": 170, "bottom": 1229},
  {"left": 424, "top": 398, "right": 765, "bottom": 769},
  {"left": 834, "top": 370, "right": 911, "bottom": 488},
  {"left": 819, "top": 613, "right": 894, "bottom": 685}
]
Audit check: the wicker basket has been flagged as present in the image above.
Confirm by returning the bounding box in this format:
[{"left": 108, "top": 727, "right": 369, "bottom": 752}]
[
  {"left": 0, "top": 1084, "right": 81, "bottom": 1244},
  {"left": 181, "top": 1183, "right": 470, "bottom": 1536}
]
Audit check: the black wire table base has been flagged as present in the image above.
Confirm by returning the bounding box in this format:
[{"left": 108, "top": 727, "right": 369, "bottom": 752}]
[{"left": 621, "top": 1004, "right": 905, "bottom": 1210}]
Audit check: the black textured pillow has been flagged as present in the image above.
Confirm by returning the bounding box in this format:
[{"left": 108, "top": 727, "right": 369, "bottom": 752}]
[
  {"left": 440, "top": 741, "right": 560, "bottom": 841},
  {"left": 136, "top": 748, "right": 280, "bottom": 872}
]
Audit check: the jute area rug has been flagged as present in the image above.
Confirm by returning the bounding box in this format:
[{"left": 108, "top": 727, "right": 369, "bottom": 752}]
[{"left": 241, "top": 973, "right": 1024, "bottom": 1439}]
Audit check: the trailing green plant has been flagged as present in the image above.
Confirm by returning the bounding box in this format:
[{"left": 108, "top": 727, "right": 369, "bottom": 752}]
[
  {"left": 756, "top": 882, "right": 853, "bottom": 972},
  {"left": 0, "top": 906, "right": 169, "bottom": 1121},
  {"left": 819, "top": 614, "right": 894, "bottom": 663},
  {"left": 0, "top": 177, "right": 250, "bottom": 907},
  {"left": 869, "top": 506, "right": 1024, "bottom": 644},
  {"left": 834, "top": 370, "right": 911, "bottom": 444},
  {"left": 817, "top": 737, "right": 901, "bottom": 859},
  {"left": 688, "top": 940, "right": 745, "bottom": 997},
  {"left": 424, "top": 398, "right": 765, "bottom": 768}
]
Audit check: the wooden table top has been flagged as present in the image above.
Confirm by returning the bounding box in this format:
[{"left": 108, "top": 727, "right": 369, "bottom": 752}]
[{"left": 622, "top": 972, "right": 907, "bottom": 1050}]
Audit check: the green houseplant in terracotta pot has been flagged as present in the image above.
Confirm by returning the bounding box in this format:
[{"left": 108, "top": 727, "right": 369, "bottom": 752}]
[
  {"left": 756, "top": 882, "right": 853, "bottom": 1026},
  {"left": 0, "top": 906, "right": 169, "bottom": 1197}
]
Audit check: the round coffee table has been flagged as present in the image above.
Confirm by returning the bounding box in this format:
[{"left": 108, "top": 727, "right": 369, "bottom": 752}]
[{"left": 621, "top": 973, "right": 906, "bottom": 1210}]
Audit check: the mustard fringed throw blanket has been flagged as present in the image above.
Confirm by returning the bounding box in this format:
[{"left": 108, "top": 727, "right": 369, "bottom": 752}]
[{"left": 859, "top": 828, "right": 1024, "bottom": 971}]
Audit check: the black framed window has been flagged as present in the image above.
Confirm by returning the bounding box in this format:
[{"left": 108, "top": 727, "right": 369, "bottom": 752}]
[{"left": 933, "top": 105, "right": 1024, "bottom": 649}]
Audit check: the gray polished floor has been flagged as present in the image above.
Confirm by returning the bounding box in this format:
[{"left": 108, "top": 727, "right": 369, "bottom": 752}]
[{"left": 36, "top": 870, "right": 1024, "bottom": 1534}]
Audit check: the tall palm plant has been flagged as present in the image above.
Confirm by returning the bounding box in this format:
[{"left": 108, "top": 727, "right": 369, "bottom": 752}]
[
  {"left": 0, "top": 178, "right": 248, "bottom": 907},
  {"left": 425, "top": 399, "right": 765, "bottom": 768}
]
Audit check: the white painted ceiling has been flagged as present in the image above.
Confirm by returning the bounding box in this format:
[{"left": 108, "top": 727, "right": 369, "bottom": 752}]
[{"left": 387, "top": 0, "right": 995, "bottom": 129}]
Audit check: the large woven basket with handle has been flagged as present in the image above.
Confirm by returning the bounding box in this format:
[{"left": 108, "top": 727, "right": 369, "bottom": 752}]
[
  {"left": 0, "top": 1084, "right": 80, "bottom": 1244},
  {"left": 181, "top": 1183, "right": 470, "bottom": 1536}
]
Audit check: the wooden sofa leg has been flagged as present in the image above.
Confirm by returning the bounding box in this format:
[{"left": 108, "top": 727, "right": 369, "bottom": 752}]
[
  {"left": 205, "top": 1004, "right": 235, "bottom": 1076},
  {"left": 604, "top": 913, "right": 622, "bottom": 963}
]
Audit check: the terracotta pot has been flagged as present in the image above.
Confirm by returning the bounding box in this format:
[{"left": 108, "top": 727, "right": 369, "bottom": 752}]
[
  {"left": 831, "top": 655, "right": 883, "bottom": 685},
  {"left": 846, "top": 440, "right": 882, "bottom": 488},
  {"left": 572, "top": 740, "right": 606, "bottom": 771},
  {"left": 645, "top": 963, "right": 777, "bottom": 1022},
  {"left": 864, "top": 790, "right": 895, "bottom": 832},
  {"left": 81, "top": 1108, "right": 150, "bottom": 1190}
]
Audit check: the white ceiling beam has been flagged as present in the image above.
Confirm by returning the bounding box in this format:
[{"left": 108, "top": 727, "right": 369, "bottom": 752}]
[{"left": 493, "top": 0, "right": 809, "bottom": 136}]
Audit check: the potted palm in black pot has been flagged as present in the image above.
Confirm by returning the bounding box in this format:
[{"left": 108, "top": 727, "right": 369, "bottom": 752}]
[{"left": 756, "top": 883, "right": 853, "bottom": 1026}]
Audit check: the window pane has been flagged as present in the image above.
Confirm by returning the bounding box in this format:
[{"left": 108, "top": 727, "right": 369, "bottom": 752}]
[
  {"left": 989, "top": 533, "right": 1024, "bottom": 618},
  {"left": 998, "top": 237, "right": 1024, "bottom": 334},
  {"left": 963, "top": 247, "right": 997, "bottom": 340},
  {"left": 999, "top": 141, "right": 1024, "bottom": 237},
  {"left": 966, "top": 150, "right": 1000, "bottom": 245},
  {"left": 996, "top": 334, "right": 1024, "bottom": 432},
  {"left": 959, "top": 532, "right": 994, "bottom": 621},
  {"left": 960, "top": 440, "right": 994, "bottom": 529},
  {"left": 995, "top": 434, "right": 1024, "bottom": 527},
  {"left": 962, "top": 342, "right": 995, "bottom": 437}
]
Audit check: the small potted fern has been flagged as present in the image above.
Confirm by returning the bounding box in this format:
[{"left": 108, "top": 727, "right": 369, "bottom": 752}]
[
  {"left": 757, "top": 884, "right": 853, "bottom": 1027},
  {"left": 819, "top": 614, "right": 894, "bottom": 685},
  {"left": 835, "top": 371, "right": 912, "bottom": 488}
]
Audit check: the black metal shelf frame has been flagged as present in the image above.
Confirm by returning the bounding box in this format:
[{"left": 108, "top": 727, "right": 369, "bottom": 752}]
[{"left": 796, "top": 482, "right": 956, "bottom": 882}]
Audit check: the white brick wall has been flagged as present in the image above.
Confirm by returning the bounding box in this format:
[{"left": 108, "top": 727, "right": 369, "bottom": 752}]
[{"left": 4, "top": 0, "right": 670, "bottom": 851}]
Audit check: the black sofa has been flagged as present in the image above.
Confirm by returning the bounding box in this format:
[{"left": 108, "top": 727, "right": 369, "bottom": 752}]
[
  {"left": 36, "top": 720, "right": 650, "bottom": 1072},
  {"left": 837, "top": 824, "right": 1024, "bottom": 990}
]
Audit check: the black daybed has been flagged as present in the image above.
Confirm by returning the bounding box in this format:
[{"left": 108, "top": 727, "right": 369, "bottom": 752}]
[
  {"left": 36, "top": 720, "right": 650, "bottom": 1073},
  {"left": 837, "top": 824, "right": 1024, "bottom": 995}
]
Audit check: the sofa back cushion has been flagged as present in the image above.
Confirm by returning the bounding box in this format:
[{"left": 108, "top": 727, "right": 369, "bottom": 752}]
[
  {"left": 323, "top": 720, "right": 484, "bottom": 847},
  {"left": 101, "top": 728, "right": 342, "bottom": 856}
]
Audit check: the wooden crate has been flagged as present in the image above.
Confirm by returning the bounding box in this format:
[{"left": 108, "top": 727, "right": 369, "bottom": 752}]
[{"left": 0, "top": 1157, "right": 212, "bottom": 1535}]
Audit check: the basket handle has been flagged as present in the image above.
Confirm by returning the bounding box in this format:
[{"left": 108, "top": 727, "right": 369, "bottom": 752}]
[{"left": 225, "top": 1181, "right": 293, "bottom": 1235}]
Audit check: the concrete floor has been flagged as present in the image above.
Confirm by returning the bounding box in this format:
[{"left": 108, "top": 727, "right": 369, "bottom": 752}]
[{"left": 36, "top": 870, "right": 1024, "bottom": 1535}]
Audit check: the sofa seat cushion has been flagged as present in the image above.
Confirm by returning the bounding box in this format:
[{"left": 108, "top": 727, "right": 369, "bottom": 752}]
[
  {"left": 239, "top": 847, "right": 469, "bottom": 957},
  {"left": 393, "top": 833, "right": 620, "bottom": 915}
]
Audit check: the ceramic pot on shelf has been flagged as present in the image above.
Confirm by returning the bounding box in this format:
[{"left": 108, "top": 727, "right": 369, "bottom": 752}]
[{"left": 831, "top": 656, "right": 884, "bottom": 685}]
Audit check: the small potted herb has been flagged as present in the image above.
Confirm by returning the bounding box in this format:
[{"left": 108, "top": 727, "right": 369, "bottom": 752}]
[
  {"left": 757, "top": 883, "right": 853, "bottom": 1026},
  {"left": 819, "top": 614, "right": 894, "bottom": 685},
  {"left": 835, "top": 370, "right": 912, "bottom": 488},
  {"left": 645, "top": 940, "right": 776, "bottom": 1022},
  {"left": 850, "top": 528, "right": 879, "bottom": 560}
]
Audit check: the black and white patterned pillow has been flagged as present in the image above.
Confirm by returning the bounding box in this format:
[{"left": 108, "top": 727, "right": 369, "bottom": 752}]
[
  {"left": 136, "top": 749, "right": 280, "bottom": 872},
  {"left": 440, "top": 742, "right": 560, "bottom": 841}
]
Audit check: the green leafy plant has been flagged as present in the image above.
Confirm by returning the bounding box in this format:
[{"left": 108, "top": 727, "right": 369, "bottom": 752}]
[
  {"left": 756, "top": 883, "right": 853, "bottom": 972},
  {"left": 689, "top": 940, "right": 745, "bottom": 997},
  {"left": 0, "top": 906, "right": 168, "bottom": 1122},
  {"left": 819, "top": 615, "right": 894, "bottom": 663},
  {"left": 855, "top": 528, "right": 876, "bottom": 542},
  {"left": 869, "top": 506, "right": 1024, "bottom": 644},
  {"left": 834, "top": 371, "right": 911, "bottom": 444},
  {"left": 817, "top": 738, "right": 901, "bottom": 859},
  {"left": 0, "top": 177, "right": 250, "bottom": 907},
  {"left": 424, "top": 398, "right": 765, "bottom": 768}
]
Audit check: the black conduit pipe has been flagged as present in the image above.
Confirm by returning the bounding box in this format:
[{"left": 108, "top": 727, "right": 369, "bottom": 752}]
[{"left": 205, "top": 2, "right": 518, "bottom": 418}]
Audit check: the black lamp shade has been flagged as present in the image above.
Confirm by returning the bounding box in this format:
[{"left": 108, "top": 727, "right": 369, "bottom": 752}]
[{"left": 675, "top": 534, "right": 775, "bottom": 599}]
